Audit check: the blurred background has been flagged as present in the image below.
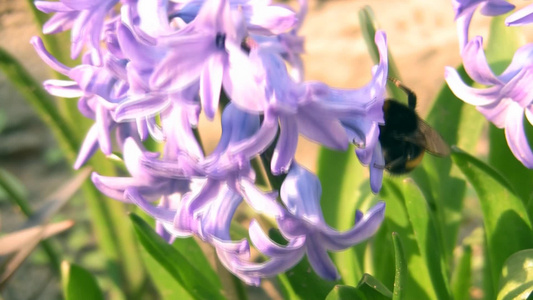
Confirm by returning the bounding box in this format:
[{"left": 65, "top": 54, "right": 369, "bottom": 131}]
[{"left": 0, "top": 0, "right": 502, "bottom": 299}]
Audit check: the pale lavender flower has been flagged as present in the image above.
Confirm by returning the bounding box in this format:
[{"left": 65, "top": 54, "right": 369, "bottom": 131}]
[
  {"left": 451, "top": 0, "right": 514, "bottom": 52},
  {"left": 445, "top": 36, "right": 533, "bottom": 168},
  {"left": 35, "top": 0, "right": 121, "bottom": 63},
  {"left": 220, "top": 164, "right": 385, "bottom": 283},
  {"left": 231, "top": 31, "right": 388, "bottom": 190},
  {"left": 150, "top": 0, "right": 294, "bottom": 118},
  {"left": 31, "top": 36, "right": 130, "bottom": 168}
]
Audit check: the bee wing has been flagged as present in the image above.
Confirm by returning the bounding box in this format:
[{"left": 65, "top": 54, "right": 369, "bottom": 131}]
[{"left": 416, "top": 118, "right": 451, "bottom": 157}]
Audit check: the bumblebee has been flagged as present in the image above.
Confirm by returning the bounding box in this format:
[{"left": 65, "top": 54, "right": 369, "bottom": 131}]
[{"left": 378, "top": 78, "right": 450, "bottom": 174}]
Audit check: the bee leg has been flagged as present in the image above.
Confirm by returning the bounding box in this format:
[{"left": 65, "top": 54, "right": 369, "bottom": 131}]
[
  {"left": 388, "top": 78, "right": 417, "bottom": 110},
  {"left": 384, "top": 156, "right": 407, "bottom": 171}
]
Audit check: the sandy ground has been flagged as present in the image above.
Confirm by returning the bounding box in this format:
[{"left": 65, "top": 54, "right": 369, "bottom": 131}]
[{"left": 0, "top": 0, "right": 503, "bottom": 299}]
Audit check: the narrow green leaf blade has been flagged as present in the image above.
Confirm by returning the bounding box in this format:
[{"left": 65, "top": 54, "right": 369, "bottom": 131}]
[
  {"left": 326, "top": 285, "right": 360, "bottom": 300},
  {"left": 326, "top": 275, "right": 393, "bottom": 300},
  {"left": 451, "top": 245, "right": 472, "bottom": 300},
  {"left": 61, "top": 261, "right": 104, "bottom": 300},
  {"left": 452, "top": 147, "right": 533, "bottom": 289},
  {"left": 401, "top": 179, "right": 451, "bottom": 299},
  {"left": 357, "top": 274, "right": 393, "bottom": 299},
  {"left": 497, "top": 249, "right": 533, "bottom": 300},
  {"left": 139, "top": 244, "right": 194, "bottom": 300},
  {"left": 376, "top": 179, "right": 435, "bottom": 299},
  {"left": 391, "top": 232, "right": 406, "bottom": 300},
  {"left": 411, "top": 63, "right": 479, "bottom": 271},
  {"left": 317, "top": 146, "right": 367, "bottom": 285},
  {"left": 0, "top": 46, "right": 79, "bottom": 160},
  {"left": 130, "top": 213, "right": 225, "bottom": 300}
]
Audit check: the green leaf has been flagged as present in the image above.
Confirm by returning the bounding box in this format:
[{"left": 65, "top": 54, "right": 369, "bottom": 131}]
[
  {"left": 411, "top": 63, "right": 479, "bottom": 269},
  {"left": 130, "top": 213, "right": 225, "bottom": 300},
  {"left": 326, "top": 274, "right": 393, "bottom": 300},
  {"left": 401, "top": 179, "right": 451, "bottom": 299},
  {"left": 377, "top": 179, "right": 445, "bottom": 299},
  {"left": 317, "top": 146, "right": 368, "bottom": 286},
  {"left": 356, "top": 274, "right": 393, "bottom": 299},
  {"left": 61, "top": 261, "right": 104, "bottom": 300},
  {"left": 452, "top": 147, "right": 533, "bottom": 292},
  {"left": 497, "top": 249, "right": 533, "bottom": 300},
  {"left": 326, "top": 285, "right": 360, "bottom": 300},
  {"left": 391, "top": 232, "right": 406, "bottom": 300},
  {"left": 358, "top": 5, "right": 403, "bottom": 101},
  {"left": 451, "top": 245, "right": 472, "bottom": 300},
  {"left": 139, "top": 243, "right": 194, "bottom": 300}
]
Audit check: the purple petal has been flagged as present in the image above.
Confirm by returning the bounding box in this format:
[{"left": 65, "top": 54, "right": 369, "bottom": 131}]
[
  {"left": 95, "top": 105, "right": 112, "bottom": 155},
  {"left": 74, "top": 124, "right": 99, "bottom": 169},
  {"left": 200, "top": 53, "right": 224, "bottom": 120},
  {"left": 505, "top": 103, "right": 533, "bottom": 168},
  {"left": 499, "top": 43, "right": 533, "bottom": 82},
  {"left": 200, "top": 187, "right": 242, "bottom": 241},
  {"left": 271, "top": 116, "right": 298, "bottom": 175},
  {"left": 245, "top": 5, "right": 297, "bottom": 35},
  {"left": 297, "top": 104, "right": 348, "bottom": 150},
  {"left": 249, "top": 220, "right": 305, "bottom": 256},
  {"left": 455, "top": 8, "right": 475, "bottom": 53},
  {"left": 320, "top": 201, "right": 386, "bottom": 250},
  {"left": 91, "top": 172, "right": 134, "bottom": 201},
  {"left": 500, "top": 66, "right": 533, "bottom": 107},
  {"left": 150, "top": 34, "right": 213, "bottom": 90},
  {"left": 280, "top": 164, "right": 325, "bottom": 223},
  {"left": 30, "top": 36, "right": 70, "bottom": 76},
  {"left": 35, "top": 1, "right": 72, "bottom": 13},
  {"left": 43, "top": 80, "right": 83, "bottom": 98},
  {"left": 42, "top": 11, "right": 77, "bottom": 34},
  {"left": 123, "top": 138, "right": 158, "bottom": 181},
  {"left": 480, "top": 0, "right": 515, "bottom": 16},
  {"left": 228, "top": 116, "right": 278, "bottom": 159},
  {"left": 114, "top": 94, "right": 171, "bottom": 121},
  {"left": 212, "top": 103, "right": 261, "bottom": 157},
  {"left": 125, "top": 187, "right": 176, "bottom": 222},
  {"left": 477, "top": 98, "right": 512, "bottom": 128},
  {"left": 445, "top": 66, "right": 501, "bottom": 106},
  {"left": 462, "top": 36, "right": 501, "bottom": 86},
  {"left": 223, "top": 43, "right": 266, "bottom": 112},
  {"left": 506, "top": 4, "right": 533, "bottom": 26},
  {"left": 305, "top": 235, "right": 339, "bottom": 280},
  {"left": 238, "top": 178, "right": 283, "bottom": 216},
  {"left": 277, "top": 212, "right": 310, "bottom": 238}
]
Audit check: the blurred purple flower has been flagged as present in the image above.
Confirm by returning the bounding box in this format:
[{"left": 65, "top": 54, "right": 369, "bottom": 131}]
[
  {"left": 506, "top": 4, "right": 533, "bottom": 26},
  {"left": 35, "top": 0, "right": 121, "bottom": 63},
  {"left": 451, "top": 0, "right": 514, "bottom": 52},
  {"left": 445, "top": 36, "right": 533, "bottom": 168},
  {"left": 220, "top": 164, "right": 385, "bottom": 283}
]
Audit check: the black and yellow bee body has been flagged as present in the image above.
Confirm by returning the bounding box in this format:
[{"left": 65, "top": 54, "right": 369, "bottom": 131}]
[{"left": 378, "top": 79, "right": 450, "bottom": 174}]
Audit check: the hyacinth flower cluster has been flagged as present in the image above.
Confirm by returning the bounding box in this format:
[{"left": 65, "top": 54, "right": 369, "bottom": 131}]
[
  {"left": 32, "top": 0, "right": 389, "bottom": 284},
  {"left": 446, "top": 0, "right": 533, "bottom": 168}
]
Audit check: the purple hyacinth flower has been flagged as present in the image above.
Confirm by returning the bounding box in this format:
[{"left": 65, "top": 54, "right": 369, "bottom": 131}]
[
  {"left": 451, "top": 0, "right": 515, "bottom": 53},
  {"left": 35, "top": 0, "right": 120, "bottom": 63},
  {"left": 445, "top": 36, "right": 533, "bottom": 168},
  {"left": 220, "top": 164, "right": 385, "bottom": 282},
  {"left": 226, "top": 30, "right": 388, "bottom": 179},
  {"left": 506, "top": 4, "right": 533, "bottom": 26},
  {"left": 150, "top": 0, "right": 270, "bottom": 118}
]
